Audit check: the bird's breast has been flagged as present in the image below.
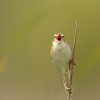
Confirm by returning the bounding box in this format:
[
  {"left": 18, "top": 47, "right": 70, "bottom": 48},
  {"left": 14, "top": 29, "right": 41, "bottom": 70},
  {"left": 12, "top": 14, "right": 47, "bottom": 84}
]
[
  {"left": 51, "top": 40, "right": 72, "bottom": 73},
  {"left": 52, "top": 42, "right": 71, "bottom": 67}
]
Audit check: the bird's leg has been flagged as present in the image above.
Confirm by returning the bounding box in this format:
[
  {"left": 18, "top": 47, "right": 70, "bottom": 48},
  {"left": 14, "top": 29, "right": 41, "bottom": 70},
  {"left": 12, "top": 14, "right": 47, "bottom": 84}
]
[{"left": 69, "top": 56, "right": 76, "bottom": 66}]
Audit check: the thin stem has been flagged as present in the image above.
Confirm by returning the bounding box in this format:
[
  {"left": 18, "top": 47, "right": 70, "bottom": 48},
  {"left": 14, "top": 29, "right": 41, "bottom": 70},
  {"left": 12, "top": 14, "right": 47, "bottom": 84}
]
[
  {"left": 67, "top": 19, "right": 78, "bottom": 100},
  {"left": 68, "top": 92, "right": 71, "bottom": 100}
]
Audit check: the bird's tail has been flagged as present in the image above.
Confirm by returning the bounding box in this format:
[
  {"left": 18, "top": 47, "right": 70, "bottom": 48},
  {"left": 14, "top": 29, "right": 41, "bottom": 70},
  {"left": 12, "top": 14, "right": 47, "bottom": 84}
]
[{"left": 62, "top": 70, "right": 71, "bottom": 93}]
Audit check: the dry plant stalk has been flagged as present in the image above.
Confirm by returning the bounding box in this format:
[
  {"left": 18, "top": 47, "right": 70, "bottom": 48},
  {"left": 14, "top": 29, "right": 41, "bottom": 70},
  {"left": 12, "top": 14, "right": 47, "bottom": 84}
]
[{"left": 64, "top": 20, "right": 78, "bottom": 100}]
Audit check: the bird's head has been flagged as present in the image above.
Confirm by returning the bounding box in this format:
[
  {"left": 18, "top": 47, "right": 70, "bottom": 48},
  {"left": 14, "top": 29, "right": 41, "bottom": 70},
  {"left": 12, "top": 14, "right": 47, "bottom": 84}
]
[{"left": 54, "top": 33, "right": 64, "bottom": 41}]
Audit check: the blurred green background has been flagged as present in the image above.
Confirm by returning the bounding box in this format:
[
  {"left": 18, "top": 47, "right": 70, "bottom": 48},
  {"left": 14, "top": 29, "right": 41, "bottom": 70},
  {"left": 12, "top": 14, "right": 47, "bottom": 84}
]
[{"left": 0, "top": 0, "right": 100, "bottom": 100}]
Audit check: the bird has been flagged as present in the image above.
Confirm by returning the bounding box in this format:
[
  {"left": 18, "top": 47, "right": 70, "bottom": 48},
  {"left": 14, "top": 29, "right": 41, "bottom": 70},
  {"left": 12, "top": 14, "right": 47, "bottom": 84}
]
[
  {"left": 50, "top": 33, "right": 73, "bottom": 91},
  {"left": 50, "top": 21, "right": 77, "bottom": 100}
]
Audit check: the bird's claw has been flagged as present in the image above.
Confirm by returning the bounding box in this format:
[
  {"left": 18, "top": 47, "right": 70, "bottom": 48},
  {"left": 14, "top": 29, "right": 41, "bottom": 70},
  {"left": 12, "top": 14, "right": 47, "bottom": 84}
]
[{"left": 69, "top": 59, "right": 76, "bottom": 65}]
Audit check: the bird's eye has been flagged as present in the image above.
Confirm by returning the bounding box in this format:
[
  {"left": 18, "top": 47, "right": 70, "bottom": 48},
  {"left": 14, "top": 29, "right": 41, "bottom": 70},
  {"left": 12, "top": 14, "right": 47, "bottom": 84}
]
[
  {"left": 54, "top": 33, "right": 64, "bottom": 39},
  {"left": 62, "top": 35, "right": 64, "bottom": 39},
  {"left": 54, "top": 36, "right": 56, "bottom": 38},
  {"left": 61, "top": 34, "right": 64, "bottom": 37},
  {"left": 54, "top": 34, "right": 57, "bottom": 38}
]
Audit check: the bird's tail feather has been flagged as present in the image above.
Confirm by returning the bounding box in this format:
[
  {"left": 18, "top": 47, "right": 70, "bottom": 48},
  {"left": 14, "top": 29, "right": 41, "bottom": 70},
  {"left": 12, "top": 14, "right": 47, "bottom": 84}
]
[{"left": 62, "top": 70, "right": 70, "bottom": 92}]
